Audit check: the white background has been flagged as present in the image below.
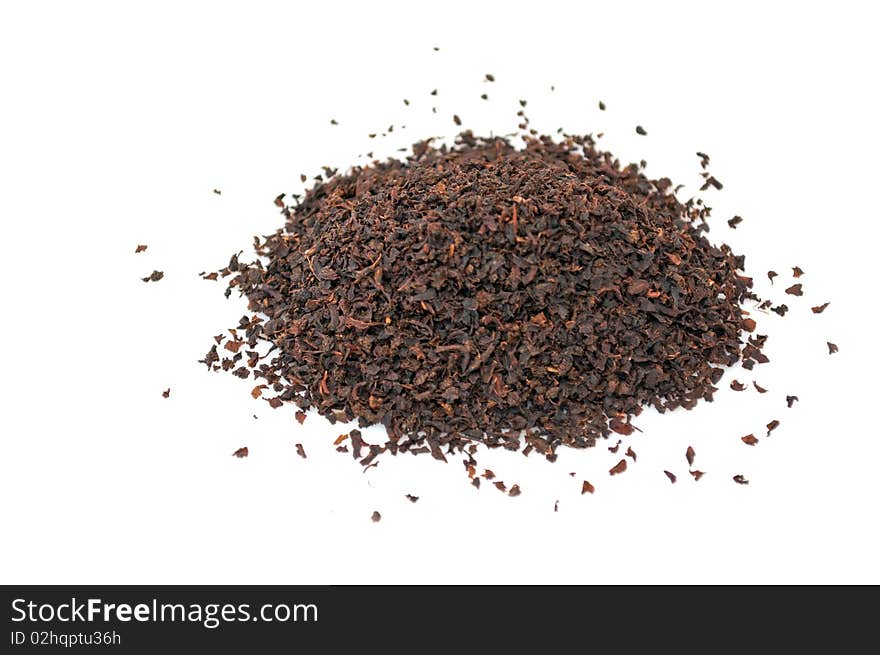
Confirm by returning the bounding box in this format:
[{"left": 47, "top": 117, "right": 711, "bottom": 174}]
[{"left": 1, "top": 1, "right": 878, "bottom": 584}]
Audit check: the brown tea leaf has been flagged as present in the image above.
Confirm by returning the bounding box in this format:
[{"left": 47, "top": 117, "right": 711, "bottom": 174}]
[
  {"left": 609, "top": 459, "right": 628, "bottom": 476},
  {"left": 663, "top": 470, "right": 677, "bottom": 484},
  {"left": 232, "top": 447, "right": 248, "bottom": 458},
  {"left": 686, "top": 446, "right": 696, "bottom": 467},
  {"left": 741, "top": 434, "right": 758, "bottom": 446},
  {"left": 581, "top": 480, "right": 595, "bottom": 494}
]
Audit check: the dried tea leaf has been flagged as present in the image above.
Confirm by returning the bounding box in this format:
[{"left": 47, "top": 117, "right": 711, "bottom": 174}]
[
  {"left": 727, "top": 216, "right": 743, "bottom": 229},
  {"left": 741, "top": 434, "right": 759, "bottom": 446},
  {"left": 405, "top": 494, "right": 419, "bottom": 503},
  {"left": 135, "top": 244, "right": 148, "bottom": 253},
  {"left": 608, "top": 440, "right": 622, "bottom": 454},
  {"left": 295, "top": 411, "right": 307, "bottom": 425},
  {"left": 609, "top": 459, "right": 628, "bottom": 476},
  {"left": 494, "top": 481, "right": 507, "bottom": 492},
  {"left": 753, "top": 382, "right": 768, "bottom": 393},
  {"left": 730, "top": 380, "right": 746, "bottom": 391},
  {"left": 485, "top": 73, "right": 495, "bottom": 82},
  {"left": 811, "top": 302, "right": 830, "bottom": 314},
  {"left": 295, "top": 443, "right": 306, "bottom": 459},
  {"left": 786, "top": 395, "right": 799, "bottom": 408},
  {"left": 663, "top": 470, "right": 677, "bottom": 484},
  {"left": 598, "top": 101, "right": 606, "bottom": 111},
  {"left": 142, "top": 270, "right": 164, "bottom": 283},
  {"left": 625, "top": 446, "right": 637, "bottom": 462},
  {"left": 766, "top": 420, "right": 780, "bottom": 436},
  {"left": 767, "top": 271, "right": 778, "bottom": 283},
  {"left": 772, "top": 304, "right": 789, "bottom": 316},
  {"left": 827, "top": 342, "right": 839, "bottom": 354},
  {"left": 635, "top": 125, "right": 647, "bottom": 135},
  {"left": 251, "top": 385, "right": 266, "bottom": 399},
  {"left": 161, "top": 388, "right": 170, "bottom": 398},
  {"left": 232, "top": 447, "right": 248, "bottom": 458},
  {"left": 733, "top": 474, "right": 749, "bottom": 485},
  {"left": 690, "top": 470, "right": 705, "bottom": 481},
  {"left": 686, "top": 446, "right": 696, "bottom": 467},
  {"left": 792, "top": 266, "right": 804, "bottom": 278},
  {"left": 784, "top": 283, "right": 803, "bottom": 296},
  {"left": 482, "top": 469, "right": 496, "bottom": 480},
  {"left": 581, "top": 480, "right": 595, "bottom": 494},
  {"left": 508, "top": 484, "right": 521, "bottom": 497},
  {"left": 371, "top": 511, "right": 381, "bottom": 522}
]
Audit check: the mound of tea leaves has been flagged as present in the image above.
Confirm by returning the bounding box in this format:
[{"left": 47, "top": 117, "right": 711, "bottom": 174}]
[{"left": 206, "top": 131, "right": 760, "bottom": 460}]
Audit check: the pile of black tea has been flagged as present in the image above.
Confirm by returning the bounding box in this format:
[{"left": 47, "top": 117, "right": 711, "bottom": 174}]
[{"left": 202, "top": 129, "right": 766, "bottom": 462}]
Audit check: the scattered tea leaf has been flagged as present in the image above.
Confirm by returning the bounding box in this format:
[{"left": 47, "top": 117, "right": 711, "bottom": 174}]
[
  {"left": 609, "top": 459, "right": 628, "bottom": 476},
  {"left": 784, "top": 283, "right": 803, "bottom": 296},
  {"left": 827, "top": 342, "right": 839, "bottom": 354},
  {"left": 733, "top": 474, "right": 749, "bottom": 485},
  {"left": 766, "top": 420, "right": 780, "bottom": 436},
  {"left": 581, "top": 480, "right": 595, "bottom": 494},
  {"left": 741, "top": 434, "right": 758, "bottom": 446},
  {"left": 232, "top": 447, "right": 248, "bottom": 458},
  {"left": 135, "top": 244, "right": 148, "bottom": 253},
  {"left": 142, "top": 270, "right": 164, "bottom": 283},
  {"left": 663, "top": 470, "right": 677, "bottom": 484},
  {"left": 295, "top": 443, "right": 306, "bottom": 459},
  {"left": 371, "top": 511, "right": 381, "bottom": 522},
  {"left": 786, "top": 395, "right": 799, "bottom": 408},
  {"left": 811, "top": 302, "right": 830, "bottom": 314},
  {"left": 686, "top": 446, "right": 696, "bottom": 467}
]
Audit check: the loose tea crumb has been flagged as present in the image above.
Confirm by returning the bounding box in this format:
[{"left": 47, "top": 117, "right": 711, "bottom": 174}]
[
  {"left": 598, "top": 101, "right": 606, "bottom": 111},
  {"left": 786, "top": 395, "right": 799, "bottom": 408},
  {"left": 406, "top": 494, "right": 419, "bottom": 503},
  {"left": 625, "top": 446, "right": 637, "bottom": 462},
  {"left": 730, "top": 380, "right": 746, "bottom": 391},
  {"left": 733, "top": 474, "right": 749, "bottom": 485},
  {"left": 827, "top": 342, "right": 839, "bottom": 354},
  {"left": 767, "top": 271, "right": 778, "bottom": 284},
  {"left": 608, "top": 440, "right": 622, "bottom": 454},
  {"left": 371, "top": 511, "right": 381, "bottom": 522},
  {"left": 686, "top": 447, "right": 696, "bottom": 467},
  {"left": 785, "top": 283, "right": 803, "bottom": 296},
  {"left": 753, "top": 382, "right": 768, "bottom": 393},
  {"left": 766, "top": 420, "right": 780, "bottom": 436},
  {"left": 609, "top": 459, "right": 628, "bottom": 476},
  {"left": 663, "top": 470, "right": 677, "bottom": 484},
  {"left": 508, "top": 484, "right": 521, "bottom": 497},
  {"left": 295, "top": 411, "right": 307, "bottom": 425},
  {"left": 295, "top": 443, "right": 306, "bottom": 459},
  {"left": 727, "top": 216, "right": 743, "bottom": 229},
  {"left": 232, "top": 447, "right": 248, "bottom": 458},
  {"left": 142, "top": 270, "right": 164, "bottom": 283},
  {"left": 161, "top": 388, "right": 170, "bottom": 399},
  {"left": 635, "top": 125, "right": 647, "bottom": 135},
  {"left": 581, "top": 480, "right": 595, "bottom": 494},
  {"left": 811, "top": 302, "right": 830, "bottom": 314},
  {"left": 485, "top": 73, "right": 495, "bottom": 82},
  {"left": 135, "top": 244, "right": 148, "bottom": 253},
  {"left": 690, "top": 470, "right": 705, "bottom": 481},
  {"left": 741, "top": 434, "right": 758, "bottom": 446},
  {"left": 792, "top": 266, "right": 804, "bottom": 278},
  {"left": 213, "top": 189, "right": 221, "bottom": 195}
]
